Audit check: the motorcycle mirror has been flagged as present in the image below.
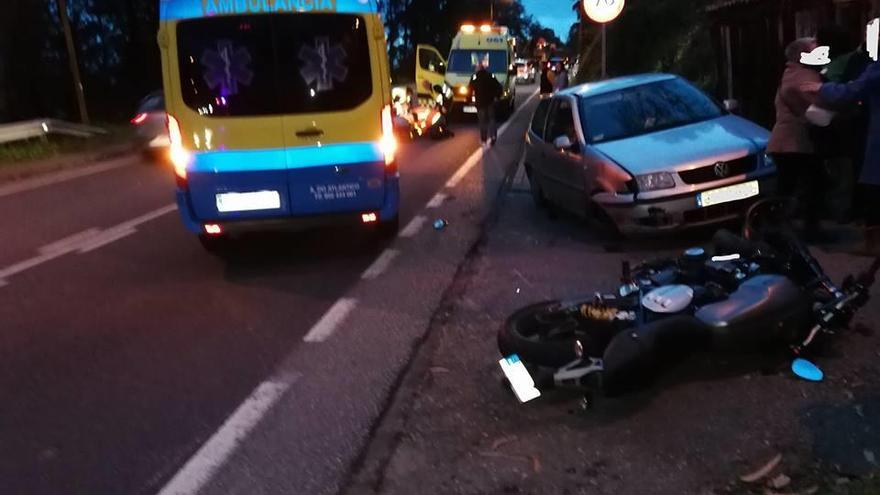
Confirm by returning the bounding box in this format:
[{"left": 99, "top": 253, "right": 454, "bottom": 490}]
[{"left": 791, "top": 358, "right": 824, "bottom": 382}]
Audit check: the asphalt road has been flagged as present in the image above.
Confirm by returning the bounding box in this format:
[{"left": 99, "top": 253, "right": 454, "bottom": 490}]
[{"left": 0, "top": 86, "right": 539, "bottom": 495}]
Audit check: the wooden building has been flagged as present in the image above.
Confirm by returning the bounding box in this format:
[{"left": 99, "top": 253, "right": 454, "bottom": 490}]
[{"left": 708, "top": 0, "right": 879, "bottom": 127}]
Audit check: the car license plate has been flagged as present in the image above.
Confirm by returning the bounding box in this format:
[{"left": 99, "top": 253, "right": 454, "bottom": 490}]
[
  {"left": 498, "top": 354, "right": 541, "bottom": 403},
  {"left": 697, "top": 180, "right": 759, "bottom": 208},
  {"left": 463, "top": 105, "right": 478, "bottom": 114},
  {"left": 216, "top": 190, "right": 281, "bottom": 213}
]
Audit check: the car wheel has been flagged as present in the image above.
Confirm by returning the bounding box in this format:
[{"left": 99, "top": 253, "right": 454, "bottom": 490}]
[
  {"left": 525, "top": 165, "right": 549, "bottom": 209},
  {"left": 198, "top": 234, "right": 233, "bottom": 255}
]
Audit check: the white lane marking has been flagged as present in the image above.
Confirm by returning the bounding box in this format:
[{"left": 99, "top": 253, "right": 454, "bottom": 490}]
[
  {"left": 399, "top": 215, "right": 427, "bottom": 238},
  {"left": 361, "top": 249, "right": 400, "bottom": 280},
  {"left": 77, "top": 227, "right": 137, "bottom": 254},
  {"left": 38, "top": 228, "right": 101, "bottom": 255},
  {"left": 0, "top": 155, "right": 137, "bottom": 199},
  {"left": 303, "top": 298, "right": 358, "bottom": 343},
  {"left": 0, "top": 203, "right": 176, "bottom": 288},
  {"left": 156, "top": 377, "right": 297, "bottom": 495},
  {"left": 445, "top": 149, "right": 483, "bottom": 189},
  {"left": 425, "top": 192, "right": 447, "bottom": 209},
  {"left": 496, "top": 90, "right": 539, "bottom": 138}
]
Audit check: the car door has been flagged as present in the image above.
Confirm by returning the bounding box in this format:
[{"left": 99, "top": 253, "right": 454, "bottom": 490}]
[
  {"left": 543, "top": 96, "right": 588, "bottom": 215},
  {"left": 526, "top": 97, "right": 551, "bottom": 190},
  {"left": 275, "top": 13, "right": 388, "bottom": 215},
  {"left": 416, "top": 44, "right": 447, "bottom": 101}
]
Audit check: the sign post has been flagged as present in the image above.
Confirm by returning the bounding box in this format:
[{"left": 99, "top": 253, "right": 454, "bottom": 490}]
[{"left": 583, "top": 0, "right": 625, "bottom": 79}]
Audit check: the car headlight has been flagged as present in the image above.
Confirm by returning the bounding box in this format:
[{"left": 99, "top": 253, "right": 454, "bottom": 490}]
[
  {"left": 635, "top": 172, "right": 676, "bottom": 191},
  {"left": 761, "top": 152, "right": 776, "bottom": 170},
  {"left": 457, "top": 86, "right": 469, "bottom": 96}
]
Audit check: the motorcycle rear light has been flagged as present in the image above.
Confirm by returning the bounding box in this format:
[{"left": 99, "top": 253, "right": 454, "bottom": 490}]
[
  {"left": 131, "top": 113, "right": 148, "bottom": 125},
  {"left": 204, "top": 224, "right": 223, "bottom": 235},
  {"left": 166, "top": 114, "right": 191, "bottom": 189}
]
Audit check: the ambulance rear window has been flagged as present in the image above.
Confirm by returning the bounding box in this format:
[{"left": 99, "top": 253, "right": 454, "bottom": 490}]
[{"left": 176, "top": 14, "right": 372, "bottom": 117}]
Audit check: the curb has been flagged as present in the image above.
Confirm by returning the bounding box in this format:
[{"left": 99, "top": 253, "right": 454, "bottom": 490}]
[{"left": 0, "top": 143, "right": 140, "bottom": 186}]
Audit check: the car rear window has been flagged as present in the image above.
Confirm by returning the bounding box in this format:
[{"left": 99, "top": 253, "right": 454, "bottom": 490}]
[{"left": 176, "top": 14, "right": 372, "bottom": 117}]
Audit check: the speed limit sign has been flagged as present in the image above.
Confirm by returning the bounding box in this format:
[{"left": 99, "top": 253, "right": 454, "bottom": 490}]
[{"left": 583, "top": 0, "right": 625, "bottom": 23}]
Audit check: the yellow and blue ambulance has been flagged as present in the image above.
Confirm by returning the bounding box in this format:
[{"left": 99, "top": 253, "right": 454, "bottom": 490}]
[{"left": 158, "top": 0, "right": 398, "bottom": 251}]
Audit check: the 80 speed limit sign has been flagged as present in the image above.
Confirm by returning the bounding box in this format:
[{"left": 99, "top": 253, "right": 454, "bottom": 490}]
[{"left": 583, "top": 0, "right": 625, "bottom": 23}]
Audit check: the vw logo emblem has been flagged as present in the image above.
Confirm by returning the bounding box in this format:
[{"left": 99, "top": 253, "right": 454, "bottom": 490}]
[{"left": 713, "top": 161, "right": 730, "bottom": 178}]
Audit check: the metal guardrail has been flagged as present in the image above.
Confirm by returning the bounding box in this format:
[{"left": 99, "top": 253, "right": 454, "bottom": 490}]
[{"left": 0, "top": 119, "right": 107, "bottom": 145}]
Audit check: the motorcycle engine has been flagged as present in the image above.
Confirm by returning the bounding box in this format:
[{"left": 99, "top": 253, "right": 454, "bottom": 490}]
[{"left": 641, "top": 285, "right": 694, "bottom": 313}]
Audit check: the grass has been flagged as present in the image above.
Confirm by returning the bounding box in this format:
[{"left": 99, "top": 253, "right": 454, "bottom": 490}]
[{"left": 0, "top": 123, "right": 134, "bottom": 167}]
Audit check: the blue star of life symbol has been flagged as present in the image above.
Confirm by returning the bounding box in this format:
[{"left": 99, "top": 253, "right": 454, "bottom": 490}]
[
  {"left": 298, "top": 37, "right": 349, "bottom": 92},
  {"left": 200, "top": 40, "right": 254, "bottom": 96}
]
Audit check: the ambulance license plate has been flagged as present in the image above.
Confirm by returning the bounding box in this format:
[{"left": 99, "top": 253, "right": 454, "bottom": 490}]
[
  {"left": 216, "top": 190, "right": 281, "bottom": 213},
  {"left": 463, "top": 105, "right": 478, "bottom": 114}
]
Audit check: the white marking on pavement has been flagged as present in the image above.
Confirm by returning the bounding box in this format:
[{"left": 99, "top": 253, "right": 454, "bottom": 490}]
[
  {"left": 445, "top": 149, "right": 483, "bottom": 189},
  {"left": 425, "top": 192, "right": 447, "bottom": 209},
  {"left": 303, "top": 298, "right": 358, "bottom": 343},
  {"left": 156, "top": 377, "right": 297, "bottom": 495},
  {"left": 496, "top": 90, "right": 538, "bottom": 137},
  {"left": 399, "top": 215, "right": 427, "bottom": 238},
  {"left": 77, "top": 227, "right": 137, "bottom": 253},
  {"left": 361, "top": 249, "right": 400, "bottom": 280},
  {"left": 38, "top": 228, "right": 101, "bottom": 255},
  {"left": 0, "top": 203, "right": 177, "bottom": 288},
  {"left": 0, "top": 155, "right": 137, "bottom": 199}
]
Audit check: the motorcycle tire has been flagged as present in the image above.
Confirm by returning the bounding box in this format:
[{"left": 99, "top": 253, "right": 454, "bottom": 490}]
[{"left": 498, "top": 301, "right": 578, "bottom": 368}]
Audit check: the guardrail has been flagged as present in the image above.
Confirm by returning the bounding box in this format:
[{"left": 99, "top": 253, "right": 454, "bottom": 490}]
[{"left": 0, "top": 119, "right": 107, "bottom": 145}]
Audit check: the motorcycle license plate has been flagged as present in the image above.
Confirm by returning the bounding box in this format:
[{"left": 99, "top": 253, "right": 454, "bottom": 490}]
[
  {"left": 697, "top": 180, "right": 759, "bottom": 208},
  {"left": 499, "top": 354, "right": 541, "bottom": 403},
  {"left": 463, "top": 105, "right": 478, "bottom": 114}
]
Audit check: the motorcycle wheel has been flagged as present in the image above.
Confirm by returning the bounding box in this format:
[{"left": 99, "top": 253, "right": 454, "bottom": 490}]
[{"left": 498, "top": 301, "right": 609, "bottom": 368}]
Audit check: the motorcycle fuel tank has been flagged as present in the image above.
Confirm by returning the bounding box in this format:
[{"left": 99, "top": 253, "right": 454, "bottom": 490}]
[{"left": 642, "top": 285, "right": 694, "bottom": 313}]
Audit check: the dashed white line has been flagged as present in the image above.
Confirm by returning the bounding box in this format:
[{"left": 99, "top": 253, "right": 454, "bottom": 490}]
[
  {"left": 303, "top": 298, "right": 358, "bottom": 343},
  {"left": 156, "top": 377, "right": 298, "bottom": 495},
  {"left": 38, "top": 228, "right": 101, "bottom": 255},
  {"left": 425, "top": 192, "right": 447, "bottom": 209},
  {"left": 399, "top": 215, "right": 428, "bottom": 238},
  {"left": 361, "top": 249, "right": 400, "bottom": 280},
  {"left": 78, "top": 227, "right": 138, "bottom": 254},
  {"left": 445, "top": 149, "right": 484, "bottom": 189}
]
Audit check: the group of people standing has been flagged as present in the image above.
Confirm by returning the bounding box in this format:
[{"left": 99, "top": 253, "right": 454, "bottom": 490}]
[
  {"left": 768, "top": 21, "right": 879, "bottom": 254},
  {"left": 540, "top": 63, "right": 570, "bottom": 95}
]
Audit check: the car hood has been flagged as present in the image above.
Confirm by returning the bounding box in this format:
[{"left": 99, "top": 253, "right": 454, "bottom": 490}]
[{"left": 591, "top": 115, "right": 770, "bottom": 175}]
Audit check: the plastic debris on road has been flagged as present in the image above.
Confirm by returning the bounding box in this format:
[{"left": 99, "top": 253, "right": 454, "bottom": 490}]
[
  {"left": 792, "top": 358, "right": 824, "bottom": 382},
  {"left": 433, "top": 219, "right": 448, "bottom": 230}
]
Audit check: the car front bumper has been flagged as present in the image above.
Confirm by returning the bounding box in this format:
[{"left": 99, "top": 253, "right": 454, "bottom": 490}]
[{"left": 598, "top": 175, "right": 777, "bottom": 236}]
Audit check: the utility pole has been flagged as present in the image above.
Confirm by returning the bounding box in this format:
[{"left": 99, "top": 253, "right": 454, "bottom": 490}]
[
  {"left": 56, "top": 0, "right": 89, "bottom": 124},
  {"left": 601, "top": 24, "right": 606, "bottom": 79}
]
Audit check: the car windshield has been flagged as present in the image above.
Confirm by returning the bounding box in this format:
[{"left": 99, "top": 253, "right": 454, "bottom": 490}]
[
  {"left": 579, "top": 78, "right": 723, "bottom": 144},
  {"left": 447, "top": 49, "right": 508, "bottom": 74},
  {"left": 176, "top": 14, "right": 372, "bottom": 117}
]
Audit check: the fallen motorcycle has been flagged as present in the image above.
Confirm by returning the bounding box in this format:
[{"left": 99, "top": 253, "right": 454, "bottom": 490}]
[{"left": 498, "top": 198, "right": 880, "bottom": 403}]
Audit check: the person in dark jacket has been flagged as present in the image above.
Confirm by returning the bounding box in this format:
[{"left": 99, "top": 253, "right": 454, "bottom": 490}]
[
  {"left": 815, "top": 58, "right": 880, "bottom": 254},
  {"left": 469, "top": 61, "right": 503, "bottom": 146}
]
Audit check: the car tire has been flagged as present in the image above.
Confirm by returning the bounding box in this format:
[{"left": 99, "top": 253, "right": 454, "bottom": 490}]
[
  {"left": 377, "top": 214, "right": 400, "bottom": 240},
  {"left": 525, "top": 165, "right": 548, "bottom": 209},
  {"left": 198, "top": 234, "right": 233, "bottom": 255}
]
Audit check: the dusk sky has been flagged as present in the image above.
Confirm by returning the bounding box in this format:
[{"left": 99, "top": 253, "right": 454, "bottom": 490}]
[{"left": 520, "top": 0, "right": 578, "bottom": 41}]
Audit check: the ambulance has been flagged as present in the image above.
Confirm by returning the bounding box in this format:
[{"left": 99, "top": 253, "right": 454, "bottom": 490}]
[
  {"left": 417, "top": 24, "right": 516, "bottom": 119},
  {"left": 157, "top": 0, "right": 399, "bottom": 251}
]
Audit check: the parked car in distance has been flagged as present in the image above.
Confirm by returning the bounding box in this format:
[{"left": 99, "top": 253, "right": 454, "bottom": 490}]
[
  {"left": 524, "top": 74, "right": 777, "bottom": 235},
  {"left": 131, "top": 90, "right": 169, "bottom": 158}
]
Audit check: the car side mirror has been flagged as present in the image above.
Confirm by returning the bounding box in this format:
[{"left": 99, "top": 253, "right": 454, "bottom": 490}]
[
  {"left": 723, "top": 99, "right": 740, "bottom": 113},
  {"left": 553, "top": 135, "right": 574, "bottom": 150}
]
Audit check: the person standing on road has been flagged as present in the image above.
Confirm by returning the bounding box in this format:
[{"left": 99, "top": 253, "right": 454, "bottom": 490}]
[
  {"left": 553, "top": 65, "right": 570, "bottom": 92},
  {"left": 767, "top": 37, "right": 828, "bottom": 241},
  {"left": 813, "top": 55, "right": 880, "bottom": 254},
  {"left": 540, "top": 64, "right": 554, "bottom": 94},
  {"left": 469, "top": 60, "right": 503, "bottom": 147}
]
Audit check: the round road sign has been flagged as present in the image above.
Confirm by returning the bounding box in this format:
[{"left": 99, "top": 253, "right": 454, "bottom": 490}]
[{"left": 583, "top": 0, "right": 625, "bottom": 23}]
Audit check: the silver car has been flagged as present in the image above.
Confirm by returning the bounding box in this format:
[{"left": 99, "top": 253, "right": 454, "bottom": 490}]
[{"left": 524, "top": 74, "right": 777, "bottom": 235}]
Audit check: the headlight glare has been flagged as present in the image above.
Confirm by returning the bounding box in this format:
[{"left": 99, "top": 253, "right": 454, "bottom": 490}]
[{"left": 636, "top": 172, "right": 676, "bottom": 191}]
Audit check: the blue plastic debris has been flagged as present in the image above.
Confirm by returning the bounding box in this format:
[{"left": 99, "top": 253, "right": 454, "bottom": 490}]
[
  {"left": 792, "top": 358, "right": 824, "bottom": 382},
  {"left": 433, "top": 219, "right": 448, "bottom": 230}
]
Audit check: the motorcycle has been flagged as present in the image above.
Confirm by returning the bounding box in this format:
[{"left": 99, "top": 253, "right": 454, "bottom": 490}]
[
  {"left": 497, "top": 198, "right": 880, "bottom": 403},
  {"left": 391, "top": 84, "right": 454, "bottom": 141}
]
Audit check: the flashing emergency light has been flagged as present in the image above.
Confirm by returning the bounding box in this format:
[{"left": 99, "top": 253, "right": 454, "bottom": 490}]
[
  {"left": 461, "top": 24, "right": 476, "bottom": 33},
  {"left": 380, "top": 105, "right": 397, "bottom": 166},
  {"left": 480, "top": 24, "right": 492, "bottom": 33},
  {"left": 167, "top": 114, "right": 191, "bottom": 185},
  {"left": 131, "top": 113, "right": 148, "bottom": 125}
]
